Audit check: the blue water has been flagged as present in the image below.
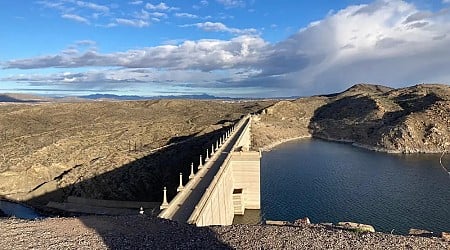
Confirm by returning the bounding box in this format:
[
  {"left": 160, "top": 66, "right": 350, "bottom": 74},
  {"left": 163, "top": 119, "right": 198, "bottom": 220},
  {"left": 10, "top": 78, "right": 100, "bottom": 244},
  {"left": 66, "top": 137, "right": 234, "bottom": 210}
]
[
  {"left": 258, "top": 138, "right": 450, "bottom": 234},
  {"left": 0, "top": 200, "right": 42, "bottom": 219}
]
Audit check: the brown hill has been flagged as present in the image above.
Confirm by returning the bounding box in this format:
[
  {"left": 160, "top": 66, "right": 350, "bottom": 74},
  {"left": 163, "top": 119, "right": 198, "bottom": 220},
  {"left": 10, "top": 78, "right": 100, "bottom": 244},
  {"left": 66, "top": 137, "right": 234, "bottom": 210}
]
[
  {"left": 0, "top": 99, "right": 273, "bottom": 206},
  {"left": 253, "top": 84, "right": 450, "bottom": 153}
]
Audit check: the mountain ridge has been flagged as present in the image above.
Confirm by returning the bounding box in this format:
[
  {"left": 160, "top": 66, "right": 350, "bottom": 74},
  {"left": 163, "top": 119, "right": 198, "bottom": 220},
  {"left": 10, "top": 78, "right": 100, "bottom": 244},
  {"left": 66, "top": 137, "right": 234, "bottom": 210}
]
[{"left": 253, "top": 83, "right": 450, "bottom": 153}]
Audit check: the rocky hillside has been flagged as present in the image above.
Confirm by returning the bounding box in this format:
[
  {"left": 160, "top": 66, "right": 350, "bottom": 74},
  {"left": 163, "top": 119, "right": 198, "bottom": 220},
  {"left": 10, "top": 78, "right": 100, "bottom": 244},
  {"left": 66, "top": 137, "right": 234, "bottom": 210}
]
[
  {"left": 253, "top": 84, "right": 450, "bottom": 153},
  {"left": 252, "top": 97, "right": 328, "bottom": 149},
  {"left": 0, "top": 100, "right": 272, "bottom": 206}
]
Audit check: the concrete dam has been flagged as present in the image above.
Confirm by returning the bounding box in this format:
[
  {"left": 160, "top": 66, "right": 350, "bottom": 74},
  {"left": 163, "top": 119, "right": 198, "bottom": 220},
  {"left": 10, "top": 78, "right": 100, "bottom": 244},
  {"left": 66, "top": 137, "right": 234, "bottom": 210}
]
[{"left": 158, "top": 115, "right": 261, "bottom": 226}]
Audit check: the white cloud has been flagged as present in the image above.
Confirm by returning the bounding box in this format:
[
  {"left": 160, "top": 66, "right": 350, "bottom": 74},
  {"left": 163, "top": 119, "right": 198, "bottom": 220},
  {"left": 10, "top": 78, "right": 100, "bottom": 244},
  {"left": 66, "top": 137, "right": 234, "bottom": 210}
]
[
  {"left": 37, "top": 0, "right": 70, "bottom": 11},
  {"left": 270, "top": 0, "right": 450, "bottom": 94},
  {"left": 182, "top": 22, "right": 258, "bottom": 35},
  {"left": 5, "top": 0, "right": 450, "bottom": 96},
  {"left": 150, "top": 12, "right": 168, "bottom": 18},
  {"left": 193, "top": 0, "right": 209, "bottom": 9},
  {"left": 129, "top": 0, "right": 143, "bottom": 5},
  {"left": 3, "top": 35, "right": 267, "bottom": 70},
  {"left": 133, "top": 9, "right": 150, "bottom": 19},
  {"left": 175, "top": 12, "right": 198, "bottom": 18},
  {"left": 115, "top": 18, "right": 149, "bottom": 27},
  {"left": 145, "top": 2, "right": 177, "bottom": 11},
  {"left": 216, "top": 0, "right": 245, "bottom": 8},
  {"left": 74, "top": 1, "right": 109, "bottom": 12},
  {"left": 61, "top": 14, "right": 90, "bottom": 24},
  {"left": 75, "top": 40, "right": 96, "bottom": 46}
]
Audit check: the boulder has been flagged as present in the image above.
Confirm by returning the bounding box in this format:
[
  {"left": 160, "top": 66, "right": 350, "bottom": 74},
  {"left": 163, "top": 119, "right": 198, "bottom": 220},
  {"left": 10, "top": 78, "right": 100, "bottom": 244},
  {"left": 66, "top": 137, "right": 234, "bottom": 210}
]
[
  {"left": 265, "top": 220, "right": 289, "bottom": 226},
  {"left": 337, "top": 222, "right": 375, "bottom": 233},
  {"left": 441, "top": 232, "right": 450, "bottom": 241},
  {"left": 408, "top": 228, "right": 434, "bottom": 237},
  {"left": 293, "top": 217, "right": 311, "bottom": 225}
]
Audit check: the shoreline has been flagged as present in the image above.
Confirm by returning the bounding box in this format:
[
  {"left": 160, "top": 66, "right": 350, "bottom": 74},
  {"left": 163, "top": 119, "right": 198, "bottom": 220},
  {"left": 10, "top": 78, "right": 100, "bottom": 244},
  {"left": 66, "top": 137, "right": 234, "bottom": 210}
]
[
  {"left": 258, "top": 135, "right": 312, "bottom": 151},
  {"left": 259, "top": 134, "right": 447, "bottom": 154}
]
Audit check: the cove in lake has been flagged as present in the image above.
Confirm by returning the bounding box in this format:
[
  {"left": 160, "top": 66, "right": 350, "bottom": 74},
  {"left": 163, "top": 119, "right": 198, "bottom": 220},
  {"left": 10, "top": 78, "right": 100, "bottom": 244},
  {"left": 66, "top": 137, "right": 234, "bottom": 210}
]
[
  {"left": 234, "top": 138, "right": 450, "bottom": 234},
  {"left": 0, "top": 200, "right": 43, "bottom": 219}
]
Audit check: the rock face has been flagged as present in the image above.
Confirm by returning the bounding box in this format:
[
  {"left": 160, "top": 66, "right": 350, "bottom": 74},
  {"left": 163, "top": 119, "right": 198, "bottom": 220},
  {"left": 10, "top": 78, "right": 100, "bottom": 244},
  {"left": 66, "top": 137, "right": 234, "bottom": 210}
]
[{"left": 253, "top": 83, "right": 450, "bottom": 153}]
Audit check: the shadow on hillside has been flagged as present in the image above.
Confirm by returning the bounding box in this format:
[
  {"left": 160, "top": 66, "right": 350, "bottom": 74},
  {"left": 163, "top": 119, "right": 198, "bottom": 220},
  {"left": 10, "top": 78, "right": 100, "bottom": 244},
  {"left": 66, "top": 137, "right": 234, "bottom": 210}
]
[
  {"left": 0, "top": 95, "right": 39, "bottom": 103},
  {"left": 308, "top": 92, "right": 443, "bottom": 143},
  {"left": 20, "top": 123, "right": 236, "bottom": 248},
  {"left": 308, "top": 95, "right": 380, "bottom": 140},
  {"left": 382, "top": 93, "right": 442, "bottom": 123}
]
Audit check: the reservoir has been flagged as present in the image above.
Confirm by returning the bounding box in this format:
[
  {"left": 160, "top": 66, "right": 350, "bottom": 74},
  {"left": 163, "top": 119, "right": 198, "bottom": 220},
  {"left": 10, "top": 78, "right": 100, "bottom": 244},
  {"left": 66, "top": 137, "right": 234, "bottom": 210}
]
[
  {"left": 0, "top": 200, "right": 43, "bottom": 219},
  {"left": 236, "top": 138, "right": 450, "bottom": 234}
]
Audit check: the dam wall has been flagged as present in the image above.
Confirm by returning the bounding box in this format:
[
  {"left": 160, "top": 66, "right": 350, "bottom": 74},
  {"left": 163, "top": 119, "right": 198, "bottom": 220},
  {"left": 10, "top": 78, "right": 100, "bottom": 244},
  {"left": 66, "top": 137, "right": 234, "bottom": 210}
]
[{"left": 187, "top": 116, "right": 260, "bottom": 226}]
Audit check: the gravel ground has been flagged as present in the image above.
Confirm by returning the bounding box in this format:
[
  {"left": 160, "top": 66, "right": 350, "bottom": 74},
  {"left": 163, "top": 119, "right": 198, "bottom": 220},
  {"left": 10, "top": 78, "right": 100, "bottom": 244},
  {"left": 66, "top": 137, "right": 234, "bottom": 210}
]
[
  {"left": 0, "top": 215, "right": 448, "bottom": 249},
  {"left": 212, "top": 224, "right": 449, "bottom": 250}
]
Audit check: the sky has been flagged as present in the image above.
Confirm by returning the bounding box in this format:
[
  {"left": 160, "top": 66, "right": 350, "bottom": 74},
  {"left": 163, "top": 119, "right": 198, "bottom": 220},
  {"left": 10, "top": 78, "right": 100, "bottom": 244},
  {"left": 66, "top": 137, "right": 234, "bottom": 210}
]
[{"left": 0, "top": 0, "right": 450, "bottom": 97}]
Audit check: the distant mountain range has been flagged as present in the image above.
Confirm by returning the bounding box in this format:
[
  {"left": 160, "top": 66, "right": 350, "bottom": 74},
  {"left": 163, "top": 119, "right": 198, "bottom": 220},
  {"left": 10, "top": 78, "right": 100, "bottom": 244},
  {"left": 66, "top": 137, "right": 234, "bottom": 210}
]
[
  {"left": 0, "top": 94, "right": 51, "bottom": 103},
  {"left": 0, "top": 93, "right": 299, "bottom": 103},
  {"left": 77, "top": 93, "right": 231, "bottom": 100}
]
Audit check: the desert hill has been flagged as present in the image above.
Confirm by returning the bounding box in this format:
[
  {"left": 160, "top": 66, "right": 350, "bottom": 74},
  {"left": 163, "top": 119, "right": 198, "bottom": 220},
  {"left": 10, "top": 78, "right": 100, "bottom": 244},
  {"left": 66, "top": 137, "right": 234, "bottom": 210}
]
[
  {"left": 0, "top": 93, "right": 52, "bottom": 103},
  {"left": 0, "top": 99, "right": 273, "bottom": 206},
  {"left": 1, "top": 83, "right": 449, "bottom": 208},
  {"left": 253, "top": 83, "right": 450, "bottom": 153}
]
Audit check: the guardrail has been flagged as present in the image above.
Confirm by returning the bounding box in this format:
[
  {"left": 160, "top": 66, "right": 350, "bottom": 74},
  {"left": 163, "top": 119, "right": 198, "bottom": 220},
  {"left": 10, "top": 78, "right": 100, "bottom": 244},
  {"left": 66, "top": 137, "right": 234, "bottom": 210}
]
[
  {"left": 187, "top": 115, "right": 251, "bottom": 225},
  {"left": 158, "top": 115, "right": 250, "bottom": 220}
]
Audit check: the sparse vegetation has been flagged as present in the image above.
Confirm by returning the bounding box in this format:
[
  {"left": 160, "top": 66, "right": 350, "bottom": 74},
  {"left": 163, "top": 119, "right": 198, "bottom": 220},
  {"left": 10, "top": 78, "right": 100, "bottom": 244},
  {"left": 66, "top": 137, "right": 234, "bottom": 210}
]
[
  {"left": 254, "top": 84, "right": 450, "bottom": 153},
  {"left": 0, "top": 99, "right": 273, "bottom": 206}
]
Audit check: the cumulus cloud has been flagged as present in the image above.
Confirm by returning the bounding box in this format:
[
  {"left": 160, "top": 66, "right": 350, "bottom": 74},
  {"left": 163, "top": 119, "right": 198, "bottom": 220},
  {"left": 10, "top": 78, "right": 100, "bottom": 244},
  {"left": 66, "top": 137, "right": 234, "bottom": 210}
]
[
  {"left": 61, "top": 14, "right": 90, "bottom": 24},
  {"left": 145, "top": 2, "right": 178, "bottom": 11},
  {"left": 274, "top": 0, "right": 450, "bottom": 94},
  {"left": 3, "top": 35, "right": 267, "bottom": 71},
  {"left": 5, "top": 0, "right": 450, "bottom": 96}
]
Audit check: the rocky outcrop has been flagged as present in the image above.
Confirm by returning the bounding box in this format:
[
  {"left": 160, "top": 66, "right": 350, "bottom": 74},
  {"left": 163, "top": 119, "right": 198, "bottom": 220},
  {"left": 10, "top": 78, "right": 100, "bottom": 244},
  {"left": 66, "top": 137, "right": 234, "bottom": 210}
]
[
  {"left": 337, "top": 222, "right": 376, "bottom": 233},
  {"left": 310, "top": 84, "right": 450, "bottom": 153},
  {"left": 253, "top": 83, "right": 450, "bottom": 153},
  {"left": 442, "top": 232, "right": 450, "bottom": 242},
  {"left": 408, "top": 228, "right": 434, "bottom": 237}
]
